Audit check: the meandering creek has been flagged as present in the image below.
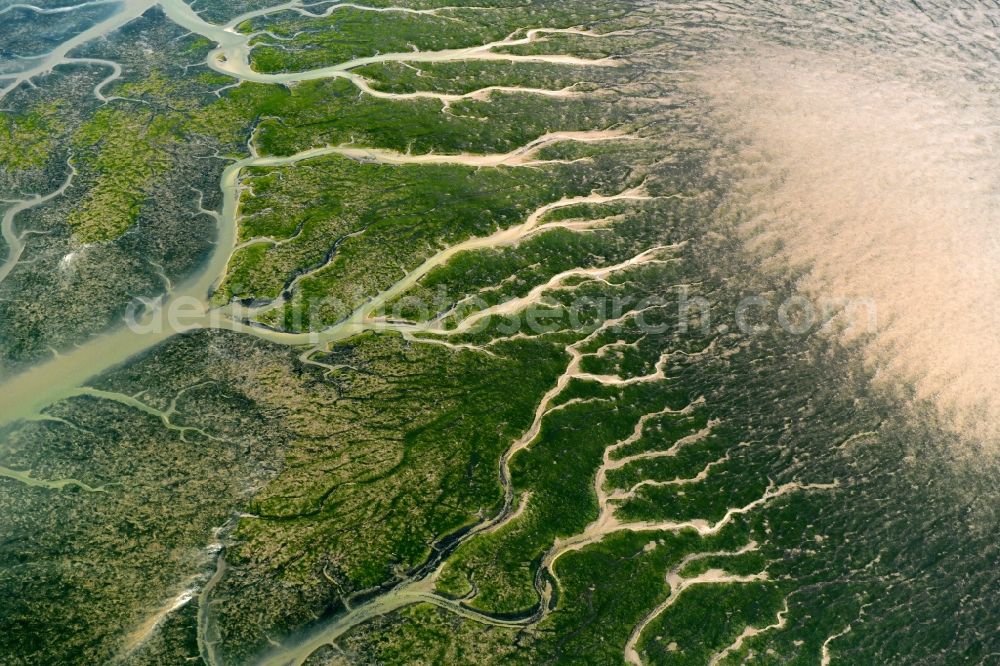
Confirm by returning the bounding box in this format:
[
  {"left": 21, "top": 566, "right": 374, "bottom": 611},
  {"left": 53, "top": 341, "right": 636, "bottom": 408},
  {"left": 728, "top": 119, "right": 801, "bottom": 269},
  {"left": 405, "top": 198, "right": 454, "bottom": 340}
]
[{"left": 0, "top": 0, "right": 620, "bottom": 429}]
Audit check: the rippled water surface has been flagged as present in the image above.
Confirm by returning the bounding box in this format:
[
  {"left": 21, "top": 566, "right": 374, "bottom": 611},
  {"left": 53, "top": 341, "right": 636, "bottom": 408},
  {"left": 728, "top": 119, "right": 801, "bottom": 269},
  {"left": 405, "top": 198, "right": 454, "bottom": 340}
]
[{"left": 651, "top": 0, "right": 1000, "bottom": 446}]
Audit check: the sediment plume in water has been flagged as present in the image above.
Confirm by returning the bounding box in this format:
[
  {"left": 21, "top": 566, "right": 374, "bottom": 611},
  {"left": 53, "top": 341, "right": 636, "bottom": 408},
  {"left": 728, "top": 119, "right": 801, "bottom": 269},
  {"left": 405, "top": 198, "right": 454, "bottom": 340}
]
[{"left": 694, "top": 46, "right": 1000, "bottom": 444}]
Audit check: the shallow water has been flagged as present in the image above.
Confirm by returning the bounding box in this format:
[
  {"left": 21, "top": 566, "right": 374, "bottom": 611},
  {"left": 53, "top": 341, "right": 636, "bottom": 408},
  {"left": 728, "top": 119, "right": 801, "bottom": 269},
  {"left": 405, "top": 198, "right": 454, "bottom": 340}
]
[{"left": 646, "top": 0, "right": 1000, "bottom": 446}]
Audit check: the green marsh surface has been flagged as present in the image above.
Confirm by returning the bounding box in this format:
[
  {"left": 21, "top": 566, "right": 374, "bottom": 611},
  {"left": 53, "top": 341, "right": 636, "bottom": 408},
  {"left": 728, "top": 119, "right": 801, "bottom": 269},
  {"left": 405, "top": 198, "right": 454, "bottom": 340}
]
[{"left": 1, "top": 1, "right": 999, "bottom": 665}]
